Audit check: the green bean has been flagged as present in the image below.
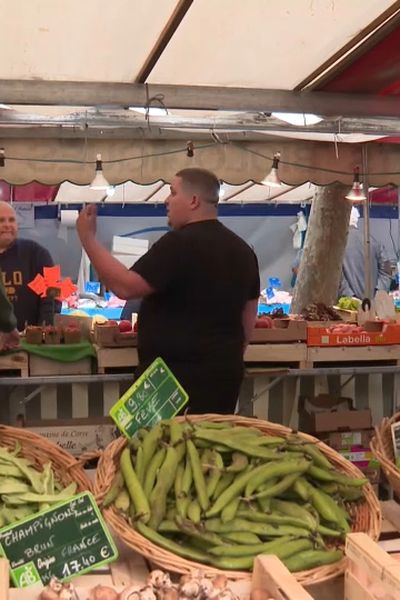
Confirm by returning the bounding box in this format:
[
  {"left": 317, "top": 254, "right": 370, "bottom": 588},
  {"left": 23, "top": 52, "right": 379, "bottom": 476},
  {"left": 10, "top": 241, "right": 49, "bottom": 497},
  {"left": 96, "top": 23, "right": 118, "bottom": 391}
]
[
  {"left": 204, "top": 518, "right": 311, "bottom": 538},
  {"left": 175, "top": 516, "right": 226, "bottom": 546},
  {"left": 136, "top": 520, "right": 211, "bottom": 563},
  {"left": 212, "top": 472, "right": 235, "bottom": 500},
  {"left": 221, "top": 531, "right": 262, "bottom": 545},
  {"left": 209, "top": 556, "right": 254, "bottom": 570},
  {"left": 193, "top": 429, "right": 280, "bottom": 460},
  {"left": 245, "top": 459, "right": 310, "bottom": 497},
  {"left": 210, "top": 536, "right": 313, "bottom": 558},
  {"left": 251, "top": 473, "right": 304, "bottom": 500},
  {"left": 158, "top": 519, "right": 180, "bottom": 533},
  {"left": 283, "top": 549, "right": 344, "bottom": 572},
  {"left": 226, "top": 453, "right": 249, "bottom": 473},
  {"left": 143, "top": 447, "right": 166, "bottom": 499},
  {"left": 187, "top": 440, "right": 209, "bottom": 511},
  {"left": 135, "top": 446, "right": 145, "bottom": 486},
  {"left": 221, "top": 496, "right": 240, "bottom": 523},
  {"left": 174, "top": 463, "right": 185, "bottom": 500},
  {"left": 257, "top": 495, "right": 271, "bottom": 512},
  {"left": 337, "top": 485, "right": 364, "bottom": 502},
  {"left": 176, "top": 494, "right": 191, "bottom": 519},
  {"left": 170, "top": 420, "right": 186, "bottom": 462},
  {"left": 141, "top": 423, "right": 163, "bottom": 474},
  {"left": 270, "top": 499, "right": 318, "bottom": 529},
  {"left": 114, "top": 488, "right": 130, "bottom": 512},
  {"left": 120, "top": 447, "right": 150, "bottom": 523},
  {"left": 149, "top": 446, "right": 179, "bottom": 530},
  {"left": 187, "top": 498, "right": 201, "bottom": 523},
  {"left": 181, "top": 453, "right": 193, "bottom": 495},
  {"left": 205, "top": 451, "right": 224, "bottom": 498},
  {"left": 236, "top": 508, "right": 314, "bottom": 531},
  {"left": 308, "top": 465, "right": 367, "bottom": 487},
  {"left": 317, "top": 524, "right": 344, "bottom": 538},
  {"left": 293, "top": 477, "right": 311, "bottom": 501},
  {"left": 200, "top": 448, "right": 214, "bottom": 473}
]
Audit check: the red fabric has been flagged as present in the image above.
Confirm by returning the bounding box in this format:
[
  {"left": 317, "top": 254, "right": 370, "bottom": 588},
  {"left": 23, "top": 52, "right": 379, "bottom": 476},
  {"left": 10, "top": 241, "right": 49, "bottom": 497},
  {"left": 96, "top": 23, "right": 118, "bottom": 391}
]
[{"left": 0, "top": 181, "right": 59, "bottom": 202}]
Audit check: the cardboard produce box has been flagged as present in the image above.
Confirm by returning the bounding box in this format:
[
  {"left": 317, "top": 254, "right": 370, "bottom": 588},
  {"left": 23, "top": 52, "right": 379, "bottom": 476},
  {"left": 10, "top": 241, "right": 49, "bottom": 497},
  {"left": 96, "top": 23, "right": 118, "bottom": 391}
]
[
  {"left": 298, "top": 394, "right": 371, "bottom": 434},
  {"left": 323, "top": 428, "right": 374, "bottom": 451},
  {"left": 307, "top": 321, "right": 400, "bottom": 347},
  {"left": 339, "top": 447, "right": 381, "bottom": 485},
  {"left": 26, "top": 417, "right": 118, "bottom": 456}
]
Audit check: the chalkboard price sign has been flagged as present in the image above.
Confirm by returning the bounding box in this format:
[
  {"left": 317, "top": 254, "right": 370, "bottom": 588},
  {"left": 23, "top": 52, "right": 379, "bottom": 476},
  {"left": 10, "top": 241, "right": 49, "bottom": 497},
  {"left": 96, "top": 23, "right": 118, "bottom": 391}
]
[
  {"left": 110, "top": 357, "right": 188, "bottom": 438},
  {"left": 0, "top": 492, "right": 118, "bottom": 587}
]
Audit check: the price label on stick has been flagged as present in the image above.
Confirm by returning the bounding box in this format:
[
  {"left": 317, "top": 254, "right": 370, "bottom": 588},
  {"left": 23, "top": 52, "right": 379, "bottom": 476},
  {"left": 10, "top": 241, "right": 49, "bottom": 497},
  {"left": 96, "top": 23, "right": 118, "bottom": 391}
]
[
  {"left": 0, "top": 492, "right": 118, "bottom": 588},
  {"left": 110, "top": 357, "right": 189, "bottom": 438}
]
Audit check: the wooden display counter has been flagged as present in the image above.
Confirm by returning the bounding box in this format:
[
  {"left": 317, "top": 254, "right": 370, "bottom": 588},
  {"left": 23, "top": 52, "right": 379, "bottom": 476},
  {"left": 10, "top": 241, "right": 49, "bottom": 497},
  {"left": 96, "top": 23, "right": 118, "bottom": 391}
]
[{"left": 0, "top": 351, "right": 28, "bottom": 377}]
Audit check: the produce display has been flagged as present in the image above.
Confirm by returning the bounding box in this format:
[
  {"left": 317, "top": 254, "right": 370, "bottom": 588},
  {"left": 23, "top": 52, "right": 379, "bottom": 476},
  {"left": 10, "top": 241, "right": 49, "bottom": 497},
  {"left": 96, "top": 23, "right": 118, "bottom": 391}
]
[
  {"left": 102, "top": 419, "right": 368, "bottom": 573},
  {"left": 24, "top": 322, "right": 82, "bottom": 345},
  {"left": 0, "top": 442, "right": 77, "bottom": 527},
  {"left": 337, "top": 297, "right": 362, "bottom": 311},
  {"left": 300, "top": 303, "right": 341, "bottom": 322},
  {"left": 40, "top": 569, "right": 243, "bottom": 600}
]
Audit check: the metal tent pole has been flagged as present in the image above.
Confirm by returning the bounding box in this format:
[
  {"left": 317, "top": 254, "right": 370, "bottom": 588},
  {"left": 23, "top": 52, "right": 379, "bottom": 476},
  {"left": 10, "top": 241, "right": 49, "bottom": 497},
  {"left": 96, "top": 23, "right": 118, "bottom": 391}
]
[{"left": 362, "top": 146, "right": 372, "bottom": 299}]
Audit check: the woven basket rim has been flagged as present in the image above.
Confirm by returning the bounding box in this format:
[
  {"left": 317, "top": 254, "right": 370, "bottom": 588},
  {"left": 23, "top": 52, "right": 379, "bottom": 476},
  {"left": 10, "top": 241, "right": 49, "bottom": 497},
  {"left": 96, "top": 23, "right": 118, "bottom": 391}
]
[
  {"left": 370, "top": 411, "right": 400, "bottom": 493},
  {"left": 94, "top": 414, "right": 381, "bottom": 585},
  {"left": 0, "top": 424, "right": 92, "bottom": 491}
]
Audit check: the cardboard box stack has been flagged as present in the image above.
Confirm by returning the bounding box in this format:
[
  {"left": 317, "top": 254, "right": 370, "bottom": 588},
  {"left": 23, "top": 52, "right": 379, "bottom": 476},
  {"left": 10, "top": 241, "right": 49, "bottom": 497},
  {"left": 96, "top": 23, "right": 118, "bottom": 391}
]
[{"left": 299, "top": 394, "right": 380, "bottom": 491}]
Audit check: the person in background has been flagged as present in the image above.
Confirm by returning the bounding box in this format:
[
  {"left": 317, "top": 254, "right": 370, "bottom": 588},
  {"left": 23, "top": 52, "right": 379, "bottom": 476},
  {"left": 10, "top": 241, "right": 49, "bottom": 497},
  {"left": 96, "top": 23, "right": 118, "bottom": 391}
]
[
  {"left": 339, "top": 207, "right": 391, "bottom": 299},
  {"left": 0, "top": 201, "right": 60, "bottom": 330},
  {"left": 0, "top": 270, "right": 19, "bottom": 351},
  {"left": 77, "top": 167, "right": 260, "bottom": 414},
  {"left": 292, "top": 207, "right": 391, "bottom": 299}
]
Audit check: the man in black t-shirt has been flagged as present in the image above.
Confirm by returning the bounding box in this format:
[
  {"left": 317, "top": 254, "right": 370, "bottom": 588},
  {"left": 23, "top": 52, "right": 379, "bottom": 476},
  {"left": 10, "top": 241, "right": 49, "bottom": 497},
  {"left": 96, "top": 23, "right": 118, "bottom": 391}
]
[{"left": 77, "top": 168, "right": 260, "bottom": 413}]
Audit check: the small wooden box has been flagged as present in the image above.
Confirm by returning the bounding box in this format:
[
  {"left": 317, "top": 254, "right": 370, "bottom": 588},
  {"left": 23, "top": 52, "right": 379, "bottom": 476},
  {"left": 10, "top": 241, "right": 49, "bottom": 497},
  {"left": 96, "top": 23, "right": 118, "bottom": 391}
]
[
  {"left": 345, "top": 532, "right": 400, "bottom": 600},
  {"left": 29, "top": 355, "right": 92, "bottom": 376},
  {"left": 93, "top": 323, "right": 137, "bottom": 347},
  {"left": 251, "top": 319, "right": 307, "bottom": 343}
]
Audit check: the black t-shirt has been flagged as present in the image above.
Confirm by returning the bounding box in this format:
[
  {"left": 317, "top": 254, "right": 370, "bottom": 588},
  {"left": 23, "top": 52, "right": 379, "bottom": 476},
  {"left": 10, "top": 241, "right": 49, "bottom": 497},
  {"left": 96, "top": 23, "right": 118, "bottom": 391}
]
[
  {"left": 0, "top": 239, "right": 59, "bottom": 330},
  {"left": 132, "top": 220, "right": 260, "bottom": 372}
]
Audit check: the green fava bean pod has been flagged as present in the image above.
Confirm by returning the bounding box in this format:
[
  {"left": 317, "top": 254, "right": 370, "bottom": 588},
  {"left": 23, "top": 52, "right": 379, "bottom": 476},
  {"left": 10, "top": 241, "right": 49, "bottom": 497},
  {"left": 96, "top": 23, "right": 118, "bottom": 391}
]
[
  {"left": 143, "top": 447, "right": 166, "bottom": 499},
  {"left": 148, "top": 446, "right": 179, "bottom": 530},
  {"left": 120, "top": 447, "right": 150, "bottom": 523},
  {"left": 283, "top": 549, "right": 344, "bottom": 573},
  {"left": 141, "top": 423, "right": 163, "bottom": 474},
  {"left": 187, "top": 440, "right": 209, "bottom": 511},
  {"left": 136, "top": 520, "right": 211, "bottom": 564}
]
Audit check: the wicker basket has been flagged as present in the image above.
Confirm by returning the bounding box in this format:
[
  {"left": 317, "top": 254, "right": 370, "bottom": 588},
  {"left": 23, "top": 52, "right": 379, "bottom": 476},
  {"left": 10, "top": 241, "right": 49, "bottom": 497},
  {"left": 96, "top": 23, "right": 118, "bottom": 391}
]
[
  {"left": 94, "top": 414, "right": 381, "bottom": 586},
  {"left": 370, "top": 412, "right": 400, "bottom": 498},
  {"left": 0, "top": 424, "right": 92, "bottom": 492}
]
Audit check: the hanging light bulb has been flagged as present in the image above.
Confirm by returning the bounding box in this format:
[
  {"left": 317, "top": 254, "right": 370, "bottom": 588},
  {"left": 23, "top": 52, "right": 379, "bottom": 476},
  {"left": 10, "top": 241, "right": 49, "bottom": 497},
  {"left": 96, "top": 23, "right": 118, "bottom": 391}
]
[
  {"left": 90, "top": 153, "right": 110, "bottom": 190},
  {"left": 345, "top": 167, "right": 367, "bottom": 202},
  {"left": 261, "top": 152, "right": 282, "bottom": 188}
]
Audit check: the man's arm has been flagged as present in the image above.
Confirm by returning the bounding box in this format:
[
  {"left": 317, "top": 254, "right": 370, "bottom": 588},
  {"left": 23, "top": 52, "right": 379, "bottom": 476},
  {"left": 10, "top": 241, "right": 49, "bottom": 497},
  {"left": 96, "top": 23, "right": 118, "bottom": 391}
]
[
  {"left": 242, "top": 298, "right": 258, "bottom": 352},
  {"left": 76, "top": 206, "right": 154, "bottom": 300},
  {"left": 79, "top": 236, "right": 154, "bottom": 300}
]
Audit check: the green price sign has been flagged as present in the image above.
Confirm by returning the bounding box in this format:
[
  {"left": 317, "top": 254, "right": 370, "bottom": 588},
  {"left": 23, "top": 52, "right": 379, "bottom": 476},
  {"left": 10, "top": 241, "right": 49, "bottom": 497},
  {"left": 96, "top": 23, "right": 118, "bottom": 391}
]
[
  {"left": 0, "top": 492, "right": 118, "bottom": 587},
  {"left": 110, "top": 357, "right": 188, "bottom": 438}
]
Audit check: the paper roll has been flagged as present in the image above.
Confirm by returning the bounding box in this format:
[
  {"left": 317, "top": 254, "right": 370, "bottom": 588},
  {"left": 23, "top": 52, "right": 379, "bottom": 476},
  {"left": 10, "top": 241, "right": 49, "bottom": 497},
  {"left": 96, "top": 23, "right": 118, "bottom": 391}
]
[{"left": 60, "top": 209, "right": 79, "bottom": 227}]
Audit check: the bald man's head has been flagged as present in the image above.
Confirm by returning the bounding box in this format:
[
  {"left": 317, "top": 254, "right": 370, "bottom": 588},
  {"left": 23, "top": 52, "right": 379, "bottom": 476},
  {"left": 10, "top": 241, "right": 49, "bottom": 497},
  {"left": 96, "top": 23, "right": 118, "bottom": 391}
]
[{"left": 0, "top": 201, "right": 17, "bottom": 251}]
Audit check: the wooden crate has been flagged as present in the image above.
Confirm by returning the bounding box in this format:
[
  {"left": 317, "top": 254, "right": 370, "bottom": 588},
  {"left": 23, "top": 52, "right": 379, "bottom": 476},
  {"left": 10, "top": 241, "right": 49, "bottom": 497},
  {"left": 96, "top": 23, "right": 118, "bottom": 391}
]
[
  {"left": 250, "top": 320, "right": 307, "bottom": 344},
  {"left": 29, "top": 354, "right": 93, "bottom": 376},
  {"left": 345, "top": 532, "right": 400, "bottom": 600},
  {"left": 3, "top": 553, "right": 316, "bottom": 600},
  {"left": 0, "top": 351, "right": 28, "bottom": 377},
  {"left": 95, "top": 344, "right": 139, "bottom": 373},
  {"left": 245, "top": 342, "right": 308, "bottom": 364},
  {"left": 93, "top": 324, "right": 137, "bottom": 348},
  {"left": 307, "top": 344, "right": 400, "bottom": 363}
]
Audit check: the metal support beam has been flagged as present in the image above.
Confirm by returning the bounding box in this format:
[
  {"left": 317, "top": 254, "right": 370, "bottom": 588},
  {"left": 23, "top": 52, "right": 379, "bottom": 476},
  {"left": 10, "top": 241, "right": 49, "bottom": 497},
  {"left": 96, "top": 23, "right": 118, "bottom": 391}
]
[{"left": 3, "top": 80, "right": 400, "bottom": 118}]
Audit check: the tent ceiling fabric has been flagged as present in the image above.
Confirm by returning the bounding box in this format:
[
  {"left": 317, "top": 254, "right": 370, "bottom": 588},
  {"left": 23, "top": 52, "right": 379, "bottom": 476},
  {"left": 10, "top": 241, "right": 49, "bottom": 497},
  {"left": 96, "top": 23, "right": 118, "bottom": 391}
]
[
  {"left": 0, "top": 0, "right": 178, "bottom": 82},
  {"left": 55, "top": 180, "right": 317, "bottom": 205},
  {"left": 0, "top": 0, "right": 399, "bottom": 186},
  {"left": 148, "top": 0, "right": 394, "bottom": 88},
  {"left": 1, "top": 137, "right": 400, "bottom": 187}
]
